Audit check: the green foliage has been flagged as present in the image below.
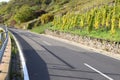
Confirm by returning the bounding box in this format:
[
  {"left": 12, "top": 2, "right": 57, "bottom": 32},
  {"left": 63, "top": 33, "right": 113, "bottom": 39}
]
[
  {"left": 26, "top": 12, "right": 53, "bottom": 29},
  {"left": 14, "top": 5, "right": 34, "bottom": 23},
  {"left": 0, "top": 2, "right": 7, "bottom": 6},
  {"left": 40, "top": 13, "right": 54, "bottom": 24},
  {"left": 34, "top": 0, "right": 51, "bottom": 5},
  {"left": 59, "top": 0, "right": 69, "bottom": 5},
  {"left": 51, "top": 0, "right": 120, "bottom": 41},
  {"left": 34, "top": 0, "right": 42, "bottom": 4},
  {"left": 31, "top": 22, "right": 52, "bottom": 34},
  {"left": 88, "top": 15, "right": 94, "bottom": 32},
  {"left": 52, "top": 0, "right": 120, "bottom": 32},
  {"left": 0, "top": 0, "right": 115, "bottom": 25},
  {"left": 111, "top": 14, "right": 116, "bottom": 34}
]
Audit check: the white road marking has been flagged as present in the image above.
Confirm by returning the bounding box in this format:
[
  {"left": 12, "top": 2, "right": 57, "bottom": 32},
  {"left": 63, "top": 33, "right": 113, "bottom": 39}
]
[
  {"left": 43, "top": 41, "right": 52, "bottom": 46},
  {"left": 12, "top": 33, "right": 30, "bottom": 80},
  {"left": 84, "top": 63, "right": 114, "bottom": 80}
]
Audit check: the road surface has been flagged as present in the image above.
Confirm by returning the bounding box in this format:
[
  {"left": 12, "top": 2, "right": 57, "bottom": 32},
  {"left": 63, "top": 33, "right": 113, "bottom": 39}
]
[{"left": 10, "top": 28, "right": 120, "bottom": 80}]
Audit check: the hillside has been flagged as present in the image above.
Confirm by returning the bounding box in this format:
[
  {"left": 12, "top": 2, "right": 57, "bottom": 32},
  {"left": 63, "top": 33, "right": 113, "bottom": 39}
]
[
  {"left": 0, "top": 0, "right": 120, "bottom": 41},
  {"left": 0, "top": 0, "right": 115, "bottom": 24}
]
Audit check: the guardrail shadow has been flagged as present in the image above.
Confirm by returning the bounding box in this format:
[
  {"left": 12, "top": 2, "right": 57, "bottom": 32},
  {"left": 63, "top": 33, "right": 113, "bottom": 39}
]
[
  {"left": 9, "top": 29, "right": 120, "bottom": 80},
  {"left": 11, "top": 32, "right": 50, "bottom": 80}
]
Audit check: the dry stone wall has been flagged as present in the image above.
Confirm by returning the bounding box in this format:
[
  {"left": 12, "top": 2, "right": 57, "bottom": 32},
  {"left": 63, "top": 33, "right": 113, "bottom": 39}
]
[{"left": 45, "top": 29, "right": 120, "bottom": 54}]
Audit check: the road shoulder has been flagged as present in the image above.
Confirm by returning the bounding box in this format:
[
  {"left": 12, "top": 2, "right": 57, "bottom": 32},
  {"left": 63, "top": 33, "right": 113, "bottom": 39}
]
[{"left": 30, "top": 31, "right": 120, "bottom": 61}]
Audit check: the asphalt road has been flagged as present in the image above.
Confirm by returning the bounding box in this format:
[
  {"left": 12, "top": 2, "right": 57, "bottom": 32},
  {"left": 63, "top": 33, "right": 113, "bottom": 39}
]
[{"left": 10, "top": 28, "right": 120, "bottom": 80}]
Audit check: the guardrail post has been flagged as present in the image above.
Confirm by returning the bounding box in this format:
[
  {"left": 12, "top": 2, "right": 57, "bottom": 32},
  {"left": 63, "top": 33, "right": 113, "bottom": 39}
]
[{"left": 1, "top": 33, "right": 4, "bottom": 44}]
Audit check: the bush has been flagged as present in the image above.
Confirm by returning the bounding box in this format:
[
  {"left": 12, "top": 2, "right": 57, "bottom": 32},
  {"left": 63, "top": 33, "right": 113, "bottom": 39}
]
[{"left": 40, "top": 13, "right": 54, "bottom": 24}]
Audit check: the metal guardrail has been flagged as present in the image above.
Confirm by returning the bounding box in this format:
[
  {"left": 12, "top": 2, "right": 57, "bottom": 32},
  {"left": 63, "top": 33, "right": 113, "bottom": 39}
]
[{"left": 0, "top": 25, "right": 8, "bottom": 63}]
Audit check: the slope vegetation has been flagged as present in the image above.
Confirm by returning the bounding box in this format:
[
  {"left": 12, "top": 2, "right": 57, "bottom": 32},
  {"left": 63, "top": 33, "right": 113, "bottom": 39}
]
[{"left": 0, "top": 0, "right": 119, "bottom": 41}]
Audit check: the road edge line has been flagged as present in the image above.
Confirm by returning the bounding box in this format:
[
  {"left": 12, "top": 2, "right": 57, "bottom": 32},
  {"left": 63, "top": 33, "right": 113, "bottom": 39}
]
[
  {"left": 11, "top": 33, "right": 30, "bottom": 80},
  {"left": 84, "top": 63, "right": 114, "bottom": 80}
]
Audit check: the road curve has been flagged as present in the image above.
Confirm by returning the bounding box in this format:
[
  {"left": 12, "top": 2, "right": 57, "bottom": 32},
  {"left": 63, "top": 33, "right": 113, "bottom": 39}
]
[{"left": 9, "top": 28, "right": 120, "bottom": 80}]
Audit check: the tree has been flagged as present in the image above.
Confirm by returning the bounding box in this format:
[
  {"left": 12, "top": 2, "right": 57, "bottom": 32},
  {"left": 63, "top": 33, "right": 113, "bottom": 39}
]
[
  {"left": 0, "top": 2, "right": 7, "bottom": 6},
  {"left": 34, "top": 0, "right": 42, "bottom": 5},
  {"left": 14, "top": 5, "right": 34, "bottom": 23}
]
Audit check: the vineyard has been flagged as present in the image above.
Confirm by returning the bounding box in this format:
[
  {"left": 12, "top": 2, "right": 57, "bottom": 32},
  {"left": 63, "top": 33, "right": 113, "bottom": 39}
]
[
  {"left": 51, "top": 0, "right": 120, "bottom": 41},
  {"left": 0, "top": 0, "right": 120, "bottom": 41}
]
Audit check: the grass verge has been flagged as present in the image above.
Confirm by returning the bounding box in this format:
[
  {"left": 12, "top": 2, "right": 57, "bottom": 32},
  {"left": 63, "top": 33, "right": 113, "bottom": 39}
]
[
  {"left": 31, "top": 22, "right": 52, "bottom": 34},
  {"left": 31, "top": 22, "right": 120, "bottom": 42},
  {"left": 49, "top": 27, "right": 120, "bottom": 42},
  {"left": 9, "top": 34, "right": 23, "bottom": 80}
]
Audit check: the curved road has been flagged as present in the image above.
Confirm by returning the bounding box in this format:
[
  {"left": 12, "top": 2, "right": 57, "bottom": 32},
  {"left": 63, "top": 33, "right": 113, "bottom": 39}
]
[{"left": 10, "top": 28, "right": 120, "bottom": 80}]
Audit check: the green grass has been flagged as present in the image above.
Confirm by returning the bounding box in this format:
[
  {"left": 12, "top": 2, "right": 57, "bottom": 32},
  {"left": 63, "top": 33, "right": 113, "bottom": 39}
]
[
  {"left": 10, "top": 33, "right": 23, "bottom": 80},
  {"left": 31, "top": 20, "right": 120, "bottom": 42},
  {"left": 50, "top": 27, "right": 120, "bottom": 42},
  {"left": 88, "top": 30, "right": 120, "bottom": 42},
  {"left": 74, "top": 29, "right": 120, "bottom": 42},
  {"left": 31, "top": 22, "right": 52, "bottom": 34}
]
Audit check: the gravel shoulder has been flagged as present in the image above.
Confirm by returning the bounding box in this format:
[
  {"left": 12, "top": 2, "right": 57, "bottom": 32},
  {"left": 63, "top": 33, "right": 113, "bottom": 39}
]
[{"left": 40, "top": 34, "right": 120, "bottom": 61}]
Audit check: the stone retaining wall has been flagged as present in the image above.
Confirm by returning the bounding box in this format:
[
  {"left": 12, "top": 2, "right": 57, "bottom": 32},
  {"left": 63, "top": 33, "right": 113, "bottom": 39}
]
[
  {"left": 0, "top": 37, "right": 11, "bottom": 80},
  {"left": 45, "top": 29, "right": 120, "bottom": 54}
]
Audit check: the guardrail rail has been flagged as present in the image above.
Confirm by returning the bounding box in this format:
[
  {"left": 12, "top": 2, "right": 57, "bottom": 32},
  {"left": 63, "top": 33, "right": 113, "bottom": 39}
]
[{"left": 0, "top": 25, "right": 8, "bottom": 63}]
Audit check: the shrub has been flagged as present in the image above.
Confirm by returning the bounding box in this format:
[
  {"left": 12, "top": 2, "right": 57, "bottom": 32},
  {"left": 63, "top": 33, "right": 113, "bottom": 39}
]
[{"left": 40, "top": 13, "right": 54, "bottom": 24}]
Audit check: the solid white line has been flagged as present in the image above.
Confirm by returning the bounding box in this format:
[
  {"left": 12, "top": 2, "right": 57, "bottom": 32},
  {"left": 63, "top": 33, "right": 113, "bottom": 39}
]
[
  {"left": 43, "top": 41, "right": 52, "bottom": 46},
  {"left": 12, "top": 33, "right": 30, "bottom": 80},
  {"left": 84, "top": 63, "right": 114, "bottom": 80}
]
